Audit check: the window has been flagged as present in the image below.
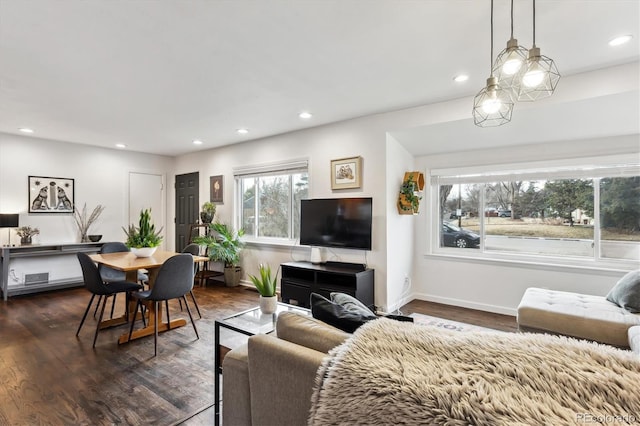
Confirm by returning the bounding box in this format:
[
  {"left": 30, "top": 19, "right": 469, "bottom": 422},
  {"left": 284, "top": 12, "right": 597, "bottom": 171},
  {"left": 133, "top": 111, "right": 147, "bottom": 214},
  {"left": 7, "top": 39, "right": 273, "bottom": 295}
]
[
  {"left": 234, "top": 160, "right": 308, "bottom": 241},
  {"left": 432, "top": 161, "right": 639, "bottom": 265}
]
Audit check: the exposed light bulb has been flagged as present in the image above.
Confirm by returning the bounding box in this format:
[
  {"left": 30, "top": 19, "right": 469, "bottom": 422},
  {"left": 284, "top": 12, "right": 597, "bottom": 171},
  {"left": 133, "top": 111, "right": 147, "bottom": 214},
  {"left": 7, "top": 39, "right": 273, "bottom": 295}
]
[
  {"left": 522, "top": 61, "right": 545, "bottom": 87},
  {"left": 502, "top": 52, "right": 523, "bottom": 75},
  {"left": 482, "top": 92, "right": 502, "bottom": 114}
]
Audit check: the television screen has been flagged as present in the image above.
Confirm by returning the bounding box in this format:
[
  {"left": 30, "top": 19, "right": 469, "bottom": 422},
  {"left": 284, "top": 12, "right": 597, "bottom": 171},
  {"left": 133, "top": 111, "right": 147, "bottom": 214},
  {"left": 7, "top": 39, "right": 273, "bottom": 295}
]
[{"left": 300, "top": 197, "right": 372, "bottom": 250}]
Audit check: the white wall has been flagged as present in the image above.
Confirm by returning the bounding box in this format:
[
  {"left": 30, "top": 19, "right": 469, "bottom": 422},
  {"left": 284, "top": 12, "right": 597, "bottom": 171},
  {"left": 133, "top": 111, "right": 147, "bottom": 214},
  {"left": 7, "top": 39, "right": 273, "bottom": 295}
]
[
  {"left": 0, "top": 133, "right": 172, "bottom": 284},
  {"left": 412, "top": 136, "right": 640, "bottom": 316}
]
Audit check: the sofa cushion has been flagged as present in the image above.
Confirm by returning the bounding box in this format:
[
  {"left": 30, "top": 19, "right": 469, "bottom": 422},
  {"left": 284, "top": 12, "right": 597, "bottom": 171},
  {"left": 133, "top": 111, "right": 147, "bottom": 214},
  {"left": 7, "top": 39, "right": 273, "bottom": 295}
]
[
  {"left": 331, "top": 292, "right": 375, "bottom": 316},
  {"left": 276, "top": 311, "right": 349, "bottom": 353},
  {"left": 311, "top": 293, "right": 376, "bottom": 333},
  {"left": 606, "top": 270, "right": 640, "bottom": 313}
]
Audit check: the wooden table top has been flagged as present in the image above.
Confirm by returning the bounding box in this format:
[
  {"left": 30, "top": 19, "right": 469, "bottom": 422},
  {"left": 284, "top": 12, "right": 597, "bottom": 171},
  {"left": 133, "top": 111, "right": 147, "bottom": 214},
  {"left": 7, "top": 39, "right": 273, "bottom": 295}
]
[{"left": 89, "top": 250, "right": 208, "bottom": 271}]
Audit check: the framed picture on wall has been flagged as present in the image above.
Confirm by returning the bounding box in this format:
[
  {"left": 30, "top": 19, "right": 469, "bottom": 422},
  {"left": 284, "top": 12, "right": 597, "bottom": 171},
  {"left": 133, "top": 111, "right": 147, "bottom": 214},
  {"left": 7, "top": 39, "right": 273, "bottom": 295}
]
[
  {"left": 28, "top": 176, "right": 75, "bottom": 213},
  {"left": 210, "top": 175, "right": 224, "bottom": 203},
  {"left": 331, "top": 156, "right": 362, "bottom": 190}
]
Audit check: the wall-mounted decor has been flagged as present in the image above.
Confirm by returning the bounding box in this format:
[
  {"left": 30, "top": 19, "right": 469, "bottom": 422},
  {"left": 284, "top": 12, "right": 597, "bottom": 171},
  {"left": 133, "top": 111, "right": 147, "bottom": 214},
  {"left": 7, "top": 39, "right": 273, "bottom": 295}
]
[
  {"left": 28, "top": 176, "right": 75, "bottom": 213},
  {"left": 397, "top": 171, "right": 424, "bottom": 215},
  {"left": 210, "top": 175, "right": 224, "bottom": 203},
  {"left": 331, "top": 156, "right": 362, "bottom": 190}
]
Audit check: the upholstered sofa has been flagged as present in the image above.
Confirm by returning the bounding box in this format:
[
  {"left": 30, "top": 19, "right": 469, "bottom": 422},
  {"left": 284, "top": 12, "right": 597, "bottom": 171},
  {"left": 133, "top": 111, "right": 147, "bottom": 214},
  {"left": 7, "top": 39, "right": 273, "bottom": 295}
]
[
  {"left": 223, "top": 311, "right": 640, "bottom": 426},
  {"left": 222, "top": 312, "right": 349, "bottom": 426}
]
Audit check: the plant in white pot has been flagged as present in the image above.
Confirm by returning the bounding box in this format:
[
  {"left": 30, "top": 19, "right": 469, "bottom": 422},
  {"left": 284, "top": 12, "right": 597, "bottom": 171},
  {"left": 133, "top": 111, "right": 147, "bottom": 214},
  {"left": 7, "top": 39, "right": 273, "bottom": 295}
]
[
  {"left": 122, "top": 208, "right": 163, "bottom": 257},
  {"left": 249, "top": 264, "right": 278, "bottom": 314},
  {"left": 193, "top": 222, "right": 245, "bottom": 286}
]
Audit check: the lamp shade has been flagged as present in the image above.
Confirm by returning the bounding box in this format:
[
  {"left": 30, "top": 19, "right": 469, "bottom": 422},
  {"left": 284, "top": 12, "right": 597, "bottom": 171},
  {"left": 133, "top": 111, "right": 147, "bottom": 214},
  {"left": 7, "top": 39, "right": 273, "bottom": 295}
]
[{"left": 0, "top": 214, "right": 19, "bottom": 228}]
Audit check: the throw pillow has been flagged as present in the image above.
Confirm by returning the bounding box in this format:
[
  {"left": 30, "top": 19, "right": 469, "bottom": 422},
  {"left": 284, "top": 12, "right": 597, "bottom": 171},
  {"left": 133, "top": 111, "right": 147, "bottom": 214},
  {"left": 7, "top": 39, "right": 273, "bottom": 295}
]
[
  {"left": 606, "top": 270, "right": 640, "bottom": 313},
  {"left": 330, "top": 292, "right": 376, "bottom": 316},
  {"left": 310, "top": 293, "right": 376, "bottom": 333}
]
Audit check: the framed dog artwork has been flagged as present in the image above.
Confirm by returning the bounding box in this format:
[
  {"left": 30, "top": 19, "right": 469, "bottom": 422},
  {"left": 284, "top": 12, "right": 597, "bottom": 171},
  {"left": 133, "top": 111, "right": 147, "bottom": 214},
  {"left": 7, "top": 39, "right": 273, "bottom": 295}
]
[{"left": 28, "top": 176, "right": 75, "bottom": 213}]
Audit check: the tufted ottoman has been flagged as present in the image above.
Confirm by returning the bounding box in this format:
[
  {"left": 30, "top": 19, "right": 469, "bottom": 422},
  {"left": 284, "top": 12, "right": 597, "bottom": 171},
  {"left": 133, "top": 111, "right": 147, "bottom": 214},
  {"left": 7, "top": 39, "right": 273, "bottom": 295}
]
[{"left": 517, "top": 287, "right": 640, "bottom": 347}]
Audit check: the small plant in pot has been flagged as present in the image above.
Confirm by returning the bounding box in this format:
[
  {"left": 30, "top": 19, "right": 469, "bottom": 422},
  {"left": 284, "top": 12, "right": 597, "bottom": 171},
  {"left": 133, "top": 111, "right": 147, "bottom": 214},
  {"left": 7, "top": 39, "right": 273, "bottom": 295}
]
[
  {"left": 200, "top": 201, "right": 216, "bottom": 224},
  {"left": 16, "top": 226, "right": 39, "bottom": 245},
  {"left": 193, "top": 222, "right": 244, "bottom": 286},
  {"left": 122, "top": 208, "right": 163, "bottom": 257},
  {"left": 248, "top": 264, "right": 278, "bottom": 314}
]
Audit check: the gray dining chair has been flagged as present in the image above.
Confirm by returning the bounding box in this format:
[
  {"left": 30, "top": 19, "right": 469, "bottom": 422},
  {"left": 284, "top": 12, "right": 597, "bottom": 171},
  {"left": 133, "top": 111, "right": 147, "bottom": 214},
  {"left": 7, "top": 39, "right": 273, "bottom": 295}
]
[
  {"left": 127, "top": 253, "right": 199, "bottom": 356},
  {"left": 76, "top": 252, "right": 143, "bottom": 347},
  {"left": 180, "top": 243, "right": 203, "bottom": 318}
]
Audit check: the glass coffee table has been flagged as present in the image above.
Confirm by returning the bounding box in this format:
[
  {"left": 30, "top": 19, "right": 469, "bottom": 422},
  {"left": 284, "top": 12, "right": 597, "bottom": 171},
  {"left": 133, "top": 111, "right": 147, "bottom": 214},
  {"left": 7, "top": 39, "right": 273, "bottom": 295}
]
[{"left": 214, "top": 303, "right": 310, "bottom": 426}]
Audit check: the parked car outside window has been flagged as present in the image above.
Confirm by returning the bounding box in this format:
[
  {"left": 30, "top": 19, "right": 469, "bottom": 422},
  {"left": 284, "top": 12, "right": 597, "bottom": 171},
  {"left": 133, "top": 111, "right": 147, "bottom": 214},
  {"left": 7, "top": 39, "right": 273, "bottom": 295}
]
[
  {"left": 441, "top": 223, "right": 480, "bottom": 248},
  {"left": 498, "top": 210, "right": 512, "bottom": 217}
]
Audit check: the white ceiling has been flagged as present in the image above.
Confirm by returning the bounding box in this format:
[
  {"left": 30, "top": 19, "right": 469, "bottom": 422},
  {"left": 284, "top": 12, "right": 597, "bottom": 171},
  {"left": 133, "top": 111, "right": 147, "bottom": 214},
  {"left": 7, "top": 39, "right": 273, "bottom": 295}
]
[{"left": 0, "top": 0, "right": 638, "bottom": 156}]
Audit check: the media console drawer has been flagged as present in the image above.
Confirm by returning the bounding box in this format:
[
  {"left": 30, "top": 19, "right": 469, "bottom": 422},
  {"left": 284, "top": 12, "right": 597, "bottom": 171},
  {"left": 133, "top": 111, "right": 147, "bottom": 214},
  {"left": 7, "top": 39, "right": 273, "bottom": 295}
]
[{"left": 280, "top": 261, "right": 374, "bottom": 310}]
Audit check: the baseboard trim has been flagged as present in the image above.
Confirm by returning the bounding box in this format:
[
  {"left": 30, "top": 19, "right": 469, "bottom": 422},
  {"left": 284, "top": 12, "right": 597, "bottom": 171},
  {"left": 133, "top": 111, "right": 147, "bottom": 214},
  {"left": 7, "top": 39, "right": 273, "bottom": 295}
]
[{"left": 410, "top": 292, "right": 517, "bottom": 317}]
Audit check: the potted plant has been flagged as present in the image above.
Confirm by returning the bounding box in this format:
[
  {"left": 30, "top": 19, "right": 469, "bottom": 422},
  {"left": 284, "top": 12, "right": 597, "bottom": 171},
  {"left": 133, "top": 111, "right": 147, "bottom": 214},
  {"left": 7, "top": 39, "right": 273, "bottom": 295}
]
[
  {"left": 122, "top": 208, "right": 163, "bottom": 257},
  {"left": 16, "top": 226, "right": 39, "bottom": 245},
  {"left": 248, "top": 264, "right": 278, "bottom": 314},
  {"left": 200, "top": 201, "right": 216, "bottom": 224},
  {"left": 193, "top": 222, "right": 244, "bottom": 286},
  {"left": 397, "top": 172, "right": 423, "bottom": 215}
]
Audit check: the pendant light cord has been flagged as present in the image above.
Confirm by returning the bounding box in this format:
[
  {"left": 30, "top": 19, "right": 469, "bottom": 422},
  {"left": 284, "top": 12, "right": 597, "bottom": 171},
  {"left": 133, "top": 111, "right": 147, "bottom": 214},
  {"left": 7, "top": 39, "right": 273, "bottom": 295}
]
[
  {"left": 510, "top": 0, "right": 514, "bottom": 38},
  {"left": 490, "top": 0, "right": 494, "bottom": 74},
  {"left": 532, "top": 0, "right": 536, "bottom": 47}
]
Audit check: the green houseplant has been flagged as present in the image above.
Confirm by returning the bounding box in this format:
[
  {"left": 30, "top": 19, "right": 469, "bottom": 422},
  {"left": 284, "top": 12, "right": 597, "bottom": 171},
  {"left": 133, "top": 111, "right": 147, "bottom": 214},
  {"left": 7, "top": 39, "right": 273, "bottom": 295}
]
[
  {"left": 193, "top": 222, "right": 245, "bottom": 286},
  {"left": 248, "top": 263, "right": 279, "bottom": 314},
  {"left": 397, "top": 173, "right": 422, "bottom": 215},
  {"left": 200, "top": 201, "right": 216, "bottom": 224},
  {"left": 123, "top": 208, "right": 163, "bottom": 257},
  {"left": 16, "top": 226, "right": 39, "bottom": 245}
]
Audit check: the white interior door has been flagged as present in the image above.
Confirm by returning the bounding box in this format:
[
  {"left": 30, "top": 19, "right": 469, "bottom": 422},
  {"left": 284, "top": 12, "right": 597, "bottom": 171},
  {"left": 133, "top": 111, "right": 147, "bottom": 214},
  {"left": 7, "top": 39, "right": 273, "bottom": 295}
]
[{"left": 129, "top": 172, "right": 165, "bottom": 248}]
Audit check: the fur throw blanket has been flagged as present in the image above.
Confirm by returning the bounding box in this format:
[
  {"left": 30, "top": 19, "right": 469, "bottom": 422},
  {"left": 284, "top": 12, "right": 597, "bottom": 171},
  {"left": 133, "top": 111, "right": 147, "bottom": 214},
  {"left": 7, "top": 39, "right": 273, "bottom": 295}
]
[{"left": 309, "top": 318, "right": 640, "bottom": 425}]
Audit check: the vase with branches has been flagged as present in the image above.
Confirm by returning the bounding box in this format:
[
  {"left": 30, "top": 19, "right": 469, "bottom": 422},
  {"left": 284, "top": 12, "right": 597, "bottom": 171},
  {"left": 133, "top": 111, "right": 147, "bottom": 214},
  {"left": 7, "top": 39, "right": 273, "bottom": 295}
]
[{"left": 73, "top": 203, "right": 105, "bottom": 243}]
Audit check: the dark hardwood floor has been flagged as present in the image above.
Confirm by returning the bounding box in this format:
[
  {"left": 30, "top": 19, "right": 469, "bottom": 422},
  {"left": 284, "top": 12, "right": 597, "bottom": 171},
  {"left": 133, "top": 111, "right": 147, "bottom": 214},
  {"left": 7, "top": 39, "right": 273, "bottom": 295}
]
[{"left": 0, "top": 283, "right": 516, "bottom": 425}]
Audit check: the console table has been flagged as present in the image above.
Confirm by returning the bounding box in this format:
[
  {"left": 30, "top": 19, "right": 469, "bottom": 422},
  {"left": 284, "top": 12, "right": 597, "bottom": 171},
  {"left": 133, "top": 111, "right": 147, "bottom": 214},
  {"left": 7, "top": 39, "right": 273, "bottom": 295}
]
[
  {"left": 280, "top": 261, "right": 374, "bottom": 310},
  {"left": 0, "top": 242, "right": 105, "bottom": 301}
]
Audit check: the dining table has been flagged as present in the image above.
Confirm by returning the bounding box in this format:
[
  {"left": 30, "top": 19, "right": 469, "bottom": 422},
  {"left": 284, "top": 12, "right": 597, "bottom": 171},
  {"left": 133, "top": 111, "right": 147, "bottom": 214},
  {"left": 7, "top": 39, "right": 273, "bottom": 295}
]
[{"left": 89, "top": 249, "right": 209, "bottom": 344}]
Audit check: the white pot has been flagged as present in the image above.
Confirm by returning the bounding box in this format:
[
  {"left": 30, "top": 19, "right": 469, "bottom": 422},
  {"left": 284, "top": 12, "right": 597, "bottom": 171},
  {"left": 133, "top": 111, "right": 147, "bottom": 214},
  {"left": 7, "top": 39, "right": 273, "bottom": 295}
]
[
  {"left": 131, "top": 247, "right": 157, "bottom": 258},
  {"left": 259, "top": 295, "right": 278, "bottom": 315}
]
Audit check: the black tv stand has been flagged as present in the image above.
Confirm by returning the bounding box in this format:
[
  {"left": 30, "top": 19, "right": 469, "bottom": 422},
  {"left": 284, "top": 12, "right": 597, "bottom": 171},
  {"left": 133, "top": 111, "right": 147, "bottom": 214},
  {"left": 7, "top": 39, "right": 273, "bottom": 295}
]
[{"left": 280, "top": 261, "right": 374, "bottom": 310}]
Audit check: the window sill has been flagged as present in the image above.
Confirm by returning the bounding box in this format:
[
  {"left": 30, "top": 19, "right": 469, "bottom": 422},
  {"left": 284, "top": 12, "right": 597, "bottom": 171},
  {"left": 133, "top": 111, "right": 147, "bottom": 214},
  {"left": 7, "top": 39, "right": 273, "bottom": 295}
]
[{"left": 424, "top": 249, "right": 634, "bottom": 276}]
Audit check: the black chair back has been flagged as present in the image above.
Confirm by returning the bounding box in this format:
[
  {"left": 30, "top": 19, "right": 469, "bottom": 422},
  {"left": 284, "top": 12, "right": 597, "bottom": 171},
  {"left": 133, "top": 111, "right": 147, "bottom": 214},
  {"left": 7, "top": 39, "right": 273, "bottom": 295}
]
[
  {"left": 77, "top": 252, "right": 111, "bottom": 295},
  {"left": 147, "top": 254, "right": 194, "bottom": 301},
  {"left": 98, "top": 242, "right": 129, "bottom": 282},
  {"left": 182, "top": 243, "right": 200, "bottom": 256}
]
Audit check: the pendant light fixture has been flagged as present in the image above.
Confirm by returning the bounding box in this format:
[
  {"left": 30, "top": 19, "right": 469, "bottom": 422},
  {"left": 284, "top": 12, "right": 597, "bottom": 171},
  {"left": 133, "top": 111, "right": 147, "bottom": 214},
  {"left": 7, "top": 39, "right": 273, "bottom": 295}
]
[
  {"left": 473, "top": 0, "right": 514, "bottom": 127},
  {"left": 518, "top": 0, "right": 560, "bottom": 101},
  {"left": 492, "top": 0, "right": 528, "bottom": 95}
]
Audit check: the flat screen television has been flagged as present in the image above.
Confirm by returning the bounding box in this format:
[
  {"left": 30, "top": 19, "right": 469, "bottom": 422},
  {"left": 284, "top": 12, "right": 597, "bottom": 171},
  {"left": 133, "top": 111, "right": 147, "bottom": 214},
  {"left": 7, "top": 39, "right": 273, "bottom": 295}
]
[{"left": 300, "top": 197, "right": 372, "bottom": 250}]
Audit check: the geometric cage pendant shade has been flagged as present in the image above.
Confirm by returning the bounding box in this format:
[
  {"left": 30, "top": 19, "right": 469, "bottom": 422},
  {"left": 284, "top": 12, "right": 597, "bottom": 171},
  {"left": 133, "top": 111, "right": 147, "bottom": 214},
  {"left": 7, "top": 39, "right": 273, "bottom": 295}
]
[
  {"left": 472, "top": 76, "right": 514, "bottom": 127},
  {"left": 517, "top": 46, "right": 561, "bottom": 101},
  {"left": 492, "top": 38, "right": 528, "bottom": 96}
]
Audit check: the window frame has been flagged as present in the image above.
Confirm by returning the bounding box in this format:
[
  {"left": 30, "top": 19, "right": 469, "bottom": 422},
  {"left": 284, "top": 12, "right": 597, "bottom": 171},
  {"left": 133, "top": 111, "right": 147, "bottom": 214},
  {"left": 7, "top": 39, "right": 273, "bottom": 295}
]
[
  {"left": 428, "top": 154, "right": 640, "bottom": 271},
  {"left": 233, "top": 159, "right": 309, "bottom": 244}
]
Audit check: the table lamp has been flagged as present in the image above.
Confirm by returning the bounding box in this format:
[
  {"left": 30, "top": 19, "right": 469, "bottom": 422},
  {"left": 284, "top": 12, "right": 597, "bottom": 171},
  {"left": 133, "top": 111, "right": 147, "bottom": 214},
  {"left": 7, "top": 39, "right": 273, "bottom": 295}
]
[{"left": 0, "top": 214, "right": 19, "bottom": 246}]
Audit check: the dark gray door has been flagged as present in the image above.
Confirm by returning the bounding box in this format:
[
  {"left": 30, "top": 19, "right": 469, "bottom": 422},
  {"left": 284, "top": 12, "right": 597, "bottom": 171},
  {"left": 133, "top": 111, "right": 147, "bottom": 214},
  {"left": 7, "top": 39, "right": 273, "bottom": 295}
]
[{"left": 175, "top": 172, "right": 199, "bottom": 252}]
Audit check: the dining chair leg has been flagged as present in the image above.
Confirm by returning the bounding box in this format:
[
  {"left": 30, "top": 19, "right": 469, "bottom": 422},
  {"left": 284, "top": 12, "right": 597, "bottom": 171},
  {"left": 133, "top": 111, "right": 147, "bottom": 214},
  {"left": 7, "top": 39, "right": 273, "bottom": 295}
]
[
  {"left": 154, "top": 301, "right": 159, "bottom": 357},
  {"left": 189, "top": 290, "right": 202, "bottom": 319},
  {"left": 128, "top": 299, "right": 142, "bottom": 342},
  {"left": 110, "top": 294, "right": 117, "bottom": 319},
  {"left": 93, "top": 295, "right": 108, "bottom": 348},
  {"left": 76, "top": 294, "right": 96, "bottom": 336},
  {"left": 165, "top": 300, "right": 171, "bottom": 330},
  {"left": 182, "top": 295, "right": 200, "bottom": 339},
  {"left": 93, "top": 295, "right": 102, "bottom": 319}
]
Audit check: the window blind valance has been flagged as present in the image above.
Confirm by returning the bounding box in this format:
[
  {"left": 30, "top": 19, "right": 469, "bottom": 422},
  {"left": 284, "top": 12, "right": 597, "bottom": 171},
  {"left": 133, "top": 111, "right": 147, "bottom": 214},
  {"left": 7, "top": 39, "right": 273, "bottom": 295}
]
[{"left": 233, "top": 158, "right": 308, "bottom": 178}]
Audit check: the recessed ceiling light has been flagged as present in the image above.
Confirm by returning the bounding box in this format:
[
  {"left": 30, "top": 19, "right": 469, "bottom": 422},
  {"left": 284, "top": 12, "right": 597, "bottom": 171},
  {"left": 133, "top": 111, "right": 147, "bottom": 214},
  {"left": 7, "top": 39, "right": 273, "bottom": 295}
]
[
  {"left": 609, "top": 35, "right": 633, "bottom": 46},
  {"left": 193, "top": 139, "right": 203, "bottom": 145},
  {"left": 236, "top": 128, "right": 249, "bottom": 135},
  {"left": 115, "top": 143, "right": 127, "bottom": 149},
  {"left": 19, "top": 127, "right": 34, "bottom": 133},
  {"left": 299, "top": 111, "right": 313, "bottom": 119},
  {"left": 453, "top": 74, "right": 469, "bottom": 83}
]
